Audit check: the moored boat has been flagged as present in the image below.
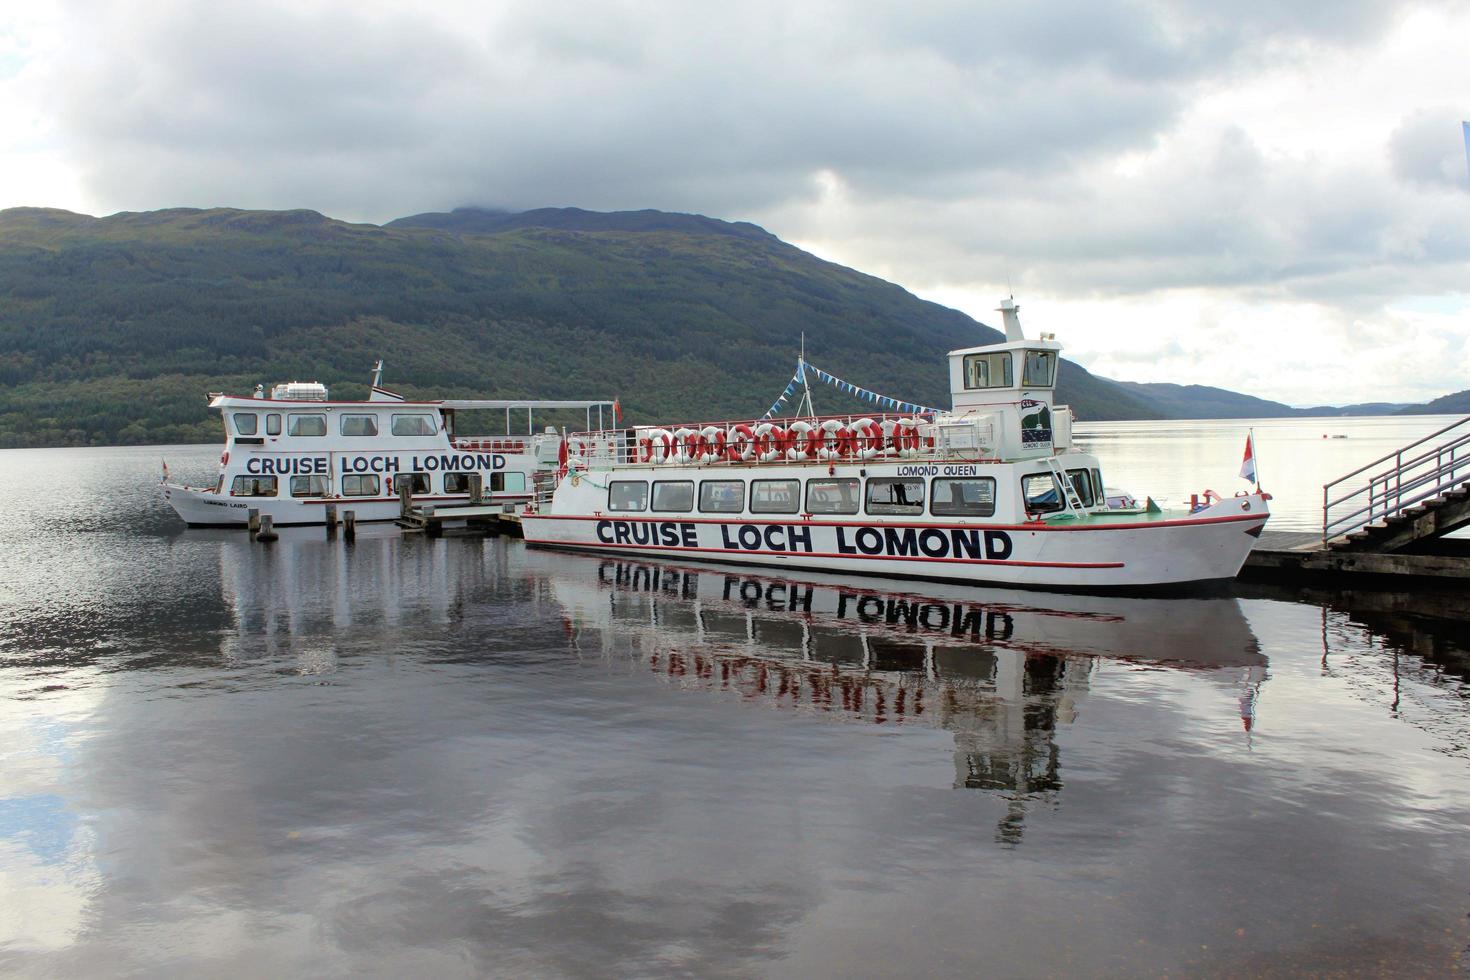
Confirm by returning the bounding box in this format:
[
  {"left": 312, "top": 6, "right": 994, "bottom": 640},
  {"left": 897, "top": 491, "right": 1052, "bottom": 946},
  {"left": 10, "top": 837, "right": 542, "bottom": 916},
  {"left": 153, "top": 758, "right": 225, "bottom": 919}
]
[
  {"left": 520, "top": 300, "right": 1270, "bottom": 592},
  {"left": 161, "top": 363, "right": 616, "bottom": 527}
]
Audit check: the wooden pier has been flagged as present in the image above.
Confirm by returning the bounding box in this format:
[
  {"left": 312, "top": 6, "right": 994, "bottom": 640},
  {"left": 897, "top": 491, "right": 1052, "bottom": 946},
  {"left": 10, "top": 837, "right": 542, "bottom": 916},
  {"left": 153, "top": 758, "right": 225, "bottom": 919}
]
[
  {"left": 1242, "top": 416, "right": 1470, "bottom": 587},
  {"left": 1242, "top": 530, "right": 1470, "bottom": 585}
]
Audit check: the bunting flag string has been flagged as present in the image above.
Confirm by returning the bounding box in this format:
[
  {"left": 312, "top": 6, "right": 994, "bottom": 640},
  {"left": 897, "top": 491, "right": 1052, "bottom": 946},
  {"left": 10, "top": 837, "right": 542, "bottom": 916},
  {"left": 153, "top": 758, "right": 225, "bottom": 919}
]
[
  {"left": 802, "top": 359, "right": 941, "bottom": 416},
  {"left": 759, "top": 358, "right": 941, "bottom": 420}
]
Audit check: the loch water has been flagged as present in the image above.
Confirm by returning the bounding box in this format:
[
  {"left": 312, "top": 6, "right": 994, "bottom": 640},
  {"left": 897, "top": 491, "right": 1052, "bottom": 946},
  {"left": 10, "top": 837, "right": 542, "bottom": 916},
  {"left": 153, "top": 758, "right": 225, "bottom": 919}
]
[{"left": 2, "top": 421, "right": 1469, "bottom": 978}]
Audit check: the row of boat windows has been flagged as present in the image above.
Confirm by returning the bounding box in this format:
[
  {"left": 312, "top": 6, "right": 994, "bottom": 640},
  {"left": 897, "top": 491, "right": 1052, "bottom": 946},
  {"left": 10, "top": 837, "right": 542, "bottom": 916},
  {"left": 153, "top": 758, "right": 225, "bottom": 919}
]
[
  {"left": 961, "top": 350, "right": 1056, "bottom": 390},
  {"left": 608, "top": 476, "right": 1000, "bottom": 517},
  {"left": 607, "top": 468, "right": 1103, "bottom": 517},
  {"left": 232, "top": 412, "right": 439, "bottom": 438},
  {"left": 228, "top": 471, "right": 526, "bottom": 498}
]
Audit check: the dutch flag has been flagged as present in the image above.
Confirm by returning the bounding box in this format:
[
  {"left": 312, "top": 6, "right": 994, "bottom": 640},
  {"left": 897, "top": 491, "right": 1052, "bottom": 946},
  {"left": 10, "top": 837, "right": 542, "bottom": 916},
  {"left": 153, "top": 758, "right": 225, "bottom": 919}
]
[{"left": 1239, "top": 433, "right": 1257, "bottom": 485}]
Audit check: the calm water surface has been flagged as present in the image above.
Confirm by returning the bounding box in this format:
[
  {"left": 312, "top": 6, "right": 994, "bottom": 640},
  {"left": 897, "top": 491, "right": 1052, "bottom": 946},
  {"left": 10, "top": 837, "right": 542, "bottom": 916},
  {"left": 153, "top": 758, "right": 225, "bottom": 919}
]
[{"left": 2, "top": 429, "right": 1469, "bottom": 978}]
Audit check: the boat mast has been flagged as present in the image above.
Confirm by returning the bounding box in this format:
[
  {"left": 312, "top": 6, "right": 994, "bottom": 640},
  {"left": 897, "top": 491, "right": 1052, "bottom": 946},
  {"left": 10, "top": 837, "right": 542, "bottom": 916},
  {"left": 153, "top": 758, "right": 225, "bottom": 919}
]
[{"left": 796, "top": 332, "right": 816, "bottom": 418}]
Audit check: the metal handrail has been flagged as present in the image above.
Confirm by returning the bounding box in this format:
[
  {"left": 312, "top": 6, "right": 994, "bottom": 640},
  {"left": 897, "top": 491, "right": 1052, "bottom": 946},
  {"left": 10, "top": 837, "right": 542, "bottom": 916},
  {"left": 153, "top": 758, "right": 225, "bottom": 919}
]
[{"left": 1322, "top": 416, "right": 1470, "bottom": 543}]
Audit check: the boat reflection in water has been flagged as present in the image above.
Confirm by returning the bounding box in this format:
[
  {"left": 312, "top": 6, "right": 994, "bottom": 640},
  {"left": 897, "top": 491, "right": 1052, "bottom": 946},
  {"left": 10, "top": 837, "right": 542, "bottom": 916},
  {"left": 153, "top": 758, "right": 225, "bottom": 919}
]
[{"left": 534, "top": 551, "right": 1268, "bottom": 841}]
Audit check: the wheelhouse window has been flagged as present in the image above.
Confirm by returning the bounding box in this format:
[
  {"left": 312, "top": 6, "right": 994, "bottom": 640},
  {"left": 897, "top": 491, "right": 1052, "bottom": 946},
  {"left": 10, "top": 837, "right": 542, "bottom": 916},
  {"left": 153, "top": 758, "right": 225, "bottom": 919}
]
[
  {"left": 750, "top": 479, "right": 800, "bottom": 514},
  {"left": 288, "top": 413, "right": 327, "bottom": 437},
  {"left": 699, "top": 480, "right": 746, "bottom": 513},
  {"left": 1021, "top": 473, "right": 1064, "bottom": 514},
  {"left": 340, "top": 414, "right": 379, "bottom": 436},
  {"left": 608, "top": 481, "right": 649, "bottom": 512},
  {"left": 865, "top": 477, "right": 925, "bottom": 515},
  {"left": 265, "top": 413, "right": 281, "bottom": 436},
  {"left": 491, "top": 472, "right": 526, "bottom": 493},
  {"left": 931, "top": 477, "right": 997, "bottom": 517},
  {"left": 963, "top": 351, "right": 1013, "bottom": 389},
  {"left": 229, "top": 475, "right": 276, "bottom": 497},
  {"left": 806, "top": 477, "right": 860, "bottom": 515},
  {"left": 391, "top": 414, "right": 438, "bottom": 436},
  {"left": 1066, "top": 468, "right": 1095, "bottom": 507},
  {"left": 290, "top": 475, "right": 328, "bottom": 498},
  {"left": 651, "top": 481, "right": 695, "bottom": 513},
  {"left": 233, "top": 413, "right": 258, "bottom": 436},
  {"left": 1023, "top": 350, "right": 1056, "bottom": 387},
  {"left": 342, "top": 474, "right": 380, "bottom": 497}
]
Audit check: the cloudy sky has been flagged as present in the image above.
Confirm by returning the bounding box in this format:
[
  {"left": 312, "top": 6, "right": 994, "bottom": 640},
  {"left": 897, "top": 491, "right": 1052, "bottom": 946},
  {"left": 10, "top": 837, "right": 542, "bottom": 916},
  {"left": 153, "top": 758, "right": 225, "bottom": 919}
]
[{"left": 2, "top": 0, "right": 1467, "bottom": 405}]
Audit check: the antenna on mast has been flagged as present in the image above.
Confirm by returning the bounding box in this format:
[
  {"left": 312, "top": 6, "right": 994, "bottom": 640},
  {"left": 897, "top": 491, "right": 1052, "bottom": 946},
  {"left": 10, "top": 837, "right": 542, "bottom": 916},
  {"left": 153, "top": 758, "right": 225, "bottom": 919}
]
[{"left": 371, "top": 359, "right": 384, "bottom": 389}]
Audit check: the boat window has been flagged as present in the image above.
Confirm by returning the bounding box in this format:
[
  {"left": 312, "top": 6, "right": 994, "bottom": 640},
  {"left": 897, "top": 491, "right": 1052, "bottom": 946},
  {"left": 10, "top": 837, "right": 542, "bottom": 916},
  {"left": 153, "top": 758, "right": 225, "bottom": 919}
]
[
  {"left": 651, "top": 481, "right": 695, "bottom": 513},
  {"left": 931, "top": 477, "right": 997, "bottom": 517},
  {"left": 266, "top": 413, "right": 281, "bottom": 436},
  {"left": 1066, "top": 468, "right": 1095, "bottom": 507},
  {"left": 1021, "top": 473, "right": 1064, "bottom": 514},
  {"left": 288, "top": 413, "right": 327, "bottom": 437},
  {"left": 1023, "top": 350, "right": 1056, "bottom": 387},
  {"left": 229, "top": 475, "right": 277, "bottom": 497},
  {"left": 391, "top": 414, "right": 438, "bottom": 436},
  {"left": 340, "top": 414, "right": 379, "bottom": 437},
  {"left": 963, "top": 351, "right": 1013, "bottom": 390},
  {"left": 233, "top": 413, "right": 258, "bottom": 436},
  {"left": 342, "top": 474, "right": 380, "bottom": 497},
  {"left": 608, "top": 481, "right": 649, "bottom": 512},
  {"left": 806, "top": 477, "right": 860, "bottom": 515},
  {"left": 750, "top": 479, "right": 800, "bottom": 514},
  {"left": 290, "top": 475, "right": 328, "bottom": 498},
  {"left": 699, "top": 480, "right": 746, "bottom": 513},
  {"left": 865, "top": 477, "right": 925, "bottom": 515},
  {"left": 1092, "top": 469, "right": 1104, "bottom": 502},
  {"left": 400, "top": 472, "right": 431, "bottom": 494},
  {"left": 492, "top": 472, "right": 526, "bottom": 493},
  {"left": 444, "top": 473, "right": 472, "bottom": 493}
]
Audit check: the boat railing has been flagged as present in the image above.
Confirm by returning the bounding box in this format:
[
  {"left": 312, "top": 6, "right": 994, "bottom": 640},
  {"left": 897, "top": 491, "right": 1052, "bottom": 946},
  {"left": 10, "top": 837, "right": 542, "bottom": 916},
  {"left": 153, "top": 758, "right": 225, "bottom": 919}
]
[
  {"left": 561, "top": 412, "right": 1012, "bottom": 469},
  {"left": 452, "top": 437, "right": 531, "bottom": 453},
  {"left": 1322, "top": 414, "right": 1470, "bottom": 543}
]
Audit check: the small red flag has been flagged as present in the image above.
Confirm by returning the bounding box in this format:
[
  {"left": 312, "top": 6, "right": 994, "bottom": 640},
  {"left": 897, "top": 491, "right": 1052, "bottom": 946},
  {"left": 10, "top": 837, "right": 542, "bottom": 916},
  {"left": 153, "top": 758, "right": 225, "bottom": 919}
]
[{"left": 613, "top": 398, "right": 623, "bottom": 423}]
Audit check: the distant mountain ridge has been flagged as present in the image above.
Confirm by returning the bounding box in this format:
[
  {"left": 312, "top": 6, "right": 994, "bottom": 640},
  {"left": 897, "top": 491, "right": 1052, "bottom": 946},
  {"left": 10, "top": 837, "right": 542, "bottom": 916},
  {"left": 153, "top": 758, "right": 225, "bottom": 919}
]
[
  {"left": 0, "top": 204, "right": 1161, "bottom": 447},
  {"left": 0, "top": 204, "right": 1457, "bottom": 448},
  {"left": 1120, "top": 382, "right": 1419, "bottom": 419}
]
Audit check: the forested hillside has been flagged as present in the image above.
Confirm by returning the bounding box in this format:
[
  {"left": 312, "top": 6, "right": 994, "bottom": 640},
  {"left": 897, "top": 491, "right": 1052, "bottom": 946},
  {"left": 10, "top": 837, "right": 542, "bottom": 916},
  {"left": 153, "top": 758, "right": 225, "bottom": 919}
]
[{"left": 0, "top": 205, "right": 1165, "bottom": 447}]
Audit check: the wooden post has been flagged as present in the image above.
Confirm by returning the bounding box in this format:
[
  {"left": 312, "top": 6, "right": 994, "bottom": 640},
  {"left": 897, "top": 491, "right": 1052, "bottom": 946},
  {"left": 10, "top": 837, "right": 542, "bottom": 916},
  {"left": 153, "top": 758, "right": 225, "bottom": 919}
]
[
  {"left": 325, "top": 503, "right": 338, "bottom": 534},
  {"left": 424, "top": 505, "right": 440, "bottom": 537},
  {"left": 468, "top": 472, "right": 483, "bottom": 505},
  {"left": 343, "top": 510, "right": 356, "bottom": 541},
  {"left": 256, "top": 514, "right": 278, "bottom": 542},
  {"left": 248, "top": 508, "right": 261, "bottom": 536},
  {"left": 398, "top": 479, "right": 413, "bottom": 519}
]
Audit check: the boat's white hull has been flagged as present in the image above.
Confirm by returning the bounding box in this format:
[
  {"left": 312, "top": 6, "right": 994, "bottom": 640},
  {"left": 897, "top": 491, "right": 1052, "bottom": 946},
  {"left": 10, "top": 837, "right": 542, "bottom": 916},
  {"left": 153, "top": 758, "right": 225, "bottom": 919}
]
[
  {"left": 521, "top": 494, "right": 1270, "bottom": 592},
  {"left": 160, "top": 483, "right": 525, "bottom": 526}
]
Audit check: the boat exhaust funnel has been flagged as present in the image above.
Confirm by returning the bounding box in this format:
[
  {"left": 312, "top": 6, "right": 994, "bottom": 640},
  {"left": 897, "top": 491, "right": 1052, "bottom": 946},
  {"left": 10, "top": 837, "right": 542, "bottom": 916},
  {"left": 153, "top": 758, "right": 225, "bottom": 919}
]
[{"left": 997, "top": 296, "right": 1025, "bottom": 342}]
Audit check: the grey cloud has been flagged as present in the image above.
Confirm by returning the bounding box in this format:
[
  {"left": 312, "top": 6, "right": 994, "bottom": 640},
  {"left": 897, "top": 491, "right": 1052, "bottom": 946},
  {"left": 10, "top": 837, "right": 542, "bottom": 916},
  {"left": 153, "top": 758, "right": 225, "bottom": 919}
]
[
  {"left": 1390, "top": 108, "right": 1470, "bottom": 189},
  {"left": 41, "top": 0, "right": 1428, "bottom": 220}
]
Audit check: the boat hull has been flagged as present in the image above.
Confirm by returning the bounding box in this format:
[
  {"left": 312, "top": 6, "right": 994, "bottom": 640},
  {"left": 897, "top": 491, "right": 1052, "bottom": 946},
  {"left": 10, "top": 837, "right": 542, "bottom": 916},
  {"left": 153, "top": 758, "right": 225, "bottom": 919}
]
[
  {"left": 160, "top": 483, "right": 524, "bottom": 527},
  {"left": 521, "top": 495, "right": 1270, "bottom": 593}
]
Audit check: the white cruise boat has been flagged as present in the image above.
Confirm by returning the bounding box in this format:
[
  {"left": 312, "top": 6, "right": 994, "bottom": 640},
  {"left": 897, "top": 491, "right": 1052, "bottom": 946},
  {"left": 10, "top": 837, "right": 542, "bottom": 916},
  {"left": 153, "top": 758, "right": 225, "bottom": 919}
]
[
  {"left": 162, "top": 364, "right": 616, "bottom": 527},
  {"left": 521, "top": 301, "right": 1270, "bottom": 593}
]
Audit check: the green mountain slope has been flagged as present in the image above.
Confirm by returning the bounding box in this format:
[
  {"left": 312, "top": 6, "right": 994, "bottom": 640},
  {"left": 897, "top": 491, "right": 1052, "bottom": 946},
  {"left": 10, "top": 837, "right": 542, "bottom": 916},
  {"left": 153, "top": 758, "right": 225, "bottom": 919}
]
[
  {"left": 1396, "top": 390, "right": 1470, "bottom": 415},
  {"left": 0, "top": 205, "right": 1161, "bottom": 447}
]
